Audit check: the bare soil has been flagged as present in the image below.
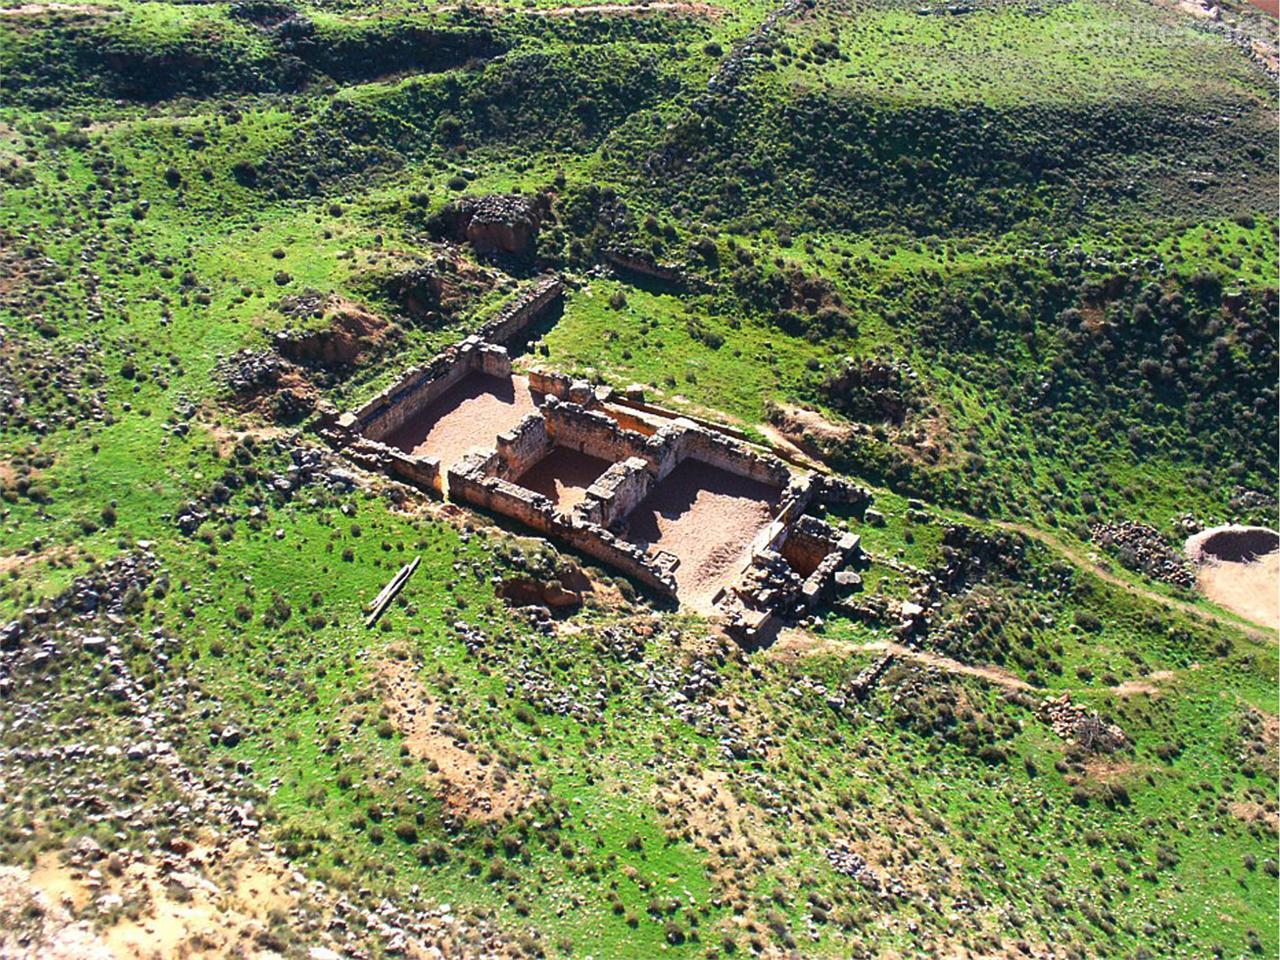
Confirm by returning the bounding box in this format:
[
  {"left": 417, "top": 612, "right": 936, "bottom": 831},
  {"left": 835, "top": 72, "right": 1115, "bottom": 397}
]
[
  {"left": 623, "top": 459, "right": 781, "bottom": 612},
  {"left": 276, "top": 294, "right": 392, "bottom": 367},
  {"left": 997, "top": 520, "right": 1274, "bottom": 641},
  {"left": 1229, "top": 800, "right": 1279, "bottom": 832},
  {"left": 1112, "top": 669, "right": 1178, "bottom": 698},
  {"left": 857, "top": 639, "right": 1033, "bottom": 691},
  {"left": 387, "top": 372, "right": 541, "bottom": 468},
  {"left": 0, "top": 838, "right": 335, "bottom": 960},
  {"left": 1184, "top": 526, "right": 1280, "bottom": 630},
  {"left": 0, "top": 2, "right": 107, "bottom": 14},
  {"left": 514, "top": 446, "right": 611, "bottom": 511},
  {"left": 378, "top": 657, "right": 538, "bottom": 822}
]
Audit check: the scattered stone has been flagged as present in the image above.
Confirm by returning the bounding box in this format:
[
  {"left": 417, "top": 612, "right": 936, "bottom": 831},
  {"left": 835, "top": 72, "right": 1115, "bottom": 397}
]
[{"left": 1092, "top": 520, "right": 1196, "bottom": 588}]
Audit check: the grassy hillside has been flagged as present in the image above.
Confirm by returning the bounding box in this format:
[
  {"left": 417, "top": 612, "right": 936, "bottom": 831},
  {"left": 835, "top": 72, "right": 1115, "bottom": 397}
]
[{"left": 0, "top": 0, "right": 1275, "bottom": 955}]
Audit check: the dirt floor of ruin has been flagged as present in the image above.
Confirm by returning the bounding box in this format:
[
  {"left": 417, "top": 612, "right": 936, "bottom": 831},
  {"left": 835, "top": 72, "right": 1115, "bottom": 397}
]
[
  {"left": 622, "top": 459, "right": 782, "bottom": 611},
  {"left": 514, "top": 446, "right": 612, "bottom": 511},
  {"left": 387, "top": 372, "right": 541, "bottom": 467}
]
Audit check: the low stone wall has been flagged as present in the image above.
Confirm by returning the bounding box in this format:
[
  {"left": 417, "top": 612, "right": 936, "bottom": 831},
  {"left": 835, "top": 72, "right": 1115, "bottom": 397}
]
[
  {"left": 476, "top": 275, "right": 563, "bottom": 344},
  {"left": 351, "top": 340, "right": 479, "bottom": 443},
  {"left": 447, "top": 446, "right": 676, "bottom": 595},
  {"left": 527, "top": 368, "right": 573, "bottom": 401},
  {"left": 682, "top": 424, "right": 793, "bottom": 488},
  {"left": 342, "top": 275, "right": 561, "bottom": 442},
  {"left": 477, "top": 342, "right": 512, "bottom": 378},
  {"left": 598, "top": 404, "right": 659, "bottom": 437},
  {"left": 603, "top": 248, "right": 690, "bottom": 287},
  {"left": 345, "top": 438, "right": 444, "bottom": 495},
  {"left": 559, "top": 518, "right": 676, "bottom": 595},
  {"left": 543, "top": 398, "right": 651, "bottom": 466},
  {"left": 643, "top": 419, "right": 791, "bottom": 489},
  {"left": 445, "top": 449, "right": 502, "bottom": 502},
  {"left": 495, "top": 413, "right": 550, "bottom": 481},
  {"left": 578, "top": 457, "right": 653, "bottom": 528},
  {"left": 608, "top": 395, "right": 756, "bottom": 444},
  {"left": 478, "top": 476, "right": 559, "bottom": 533}
]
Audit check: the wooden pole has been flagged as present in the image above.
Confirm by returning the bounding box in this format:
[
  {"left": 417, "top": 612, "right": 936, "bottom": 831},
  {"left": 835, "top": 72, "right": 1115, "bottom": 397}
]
[{"left": 365, "top": 556, "right": 421, "bottom": 628}]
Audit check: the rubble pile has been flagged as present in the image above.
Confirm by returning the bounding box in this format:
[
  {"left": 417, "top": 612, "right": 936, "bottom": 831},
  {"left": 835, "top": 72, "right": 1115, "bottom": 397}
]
[
  {"left": 1, "top": 551, "right": 158, "bottom": 652},
  {"left": 174, "top": 440, "right": 355, "bottom": 538},
  {"left": 1040, "top": 694, "right": 1128, "bottom": 752},
  {"left": 215, "top": 348, "right": 292, "bottom": 395},
  {"left": 1091, "top": 520, "right": 1196, "bottom": 588},
  {"left": 824, "top": 844, "right": 911, "bottom": 900}
]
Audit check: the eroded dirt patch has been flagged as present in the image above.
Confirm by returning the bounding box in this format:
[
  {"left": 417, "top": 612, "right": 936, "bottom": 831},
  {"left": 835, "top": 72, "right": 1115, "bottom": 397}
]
[
  {"left": 0, "top": 837, "right": 335, "bottom": 960},
  {"left": 0, "top": 2, "right": 109, "bottom": 15},
  {"left": 378, "top": 657, "right": 538, "bottom": 822},
  {"left": 274, "top": 292, "right": 395, "bottom": 367},
  {"left": 1185, "top": 525, "right": 1280, "bottom": 630}
]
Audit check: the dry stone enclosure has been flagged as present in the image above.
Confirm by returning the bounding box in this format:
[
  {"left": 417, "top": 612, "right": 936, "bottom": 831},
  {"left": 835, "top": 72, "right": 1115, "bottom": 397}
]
[{"left": 323, "top": 275, "right": 867, "bottom": 640}]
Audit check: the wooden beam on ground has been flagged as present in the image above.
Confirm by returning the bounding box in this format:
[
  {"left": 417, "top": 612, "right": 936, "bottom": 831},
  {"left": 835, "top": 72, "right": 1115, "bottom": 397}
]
[{"left": 365, "top": 556, "right": 421, "bottom": 628}]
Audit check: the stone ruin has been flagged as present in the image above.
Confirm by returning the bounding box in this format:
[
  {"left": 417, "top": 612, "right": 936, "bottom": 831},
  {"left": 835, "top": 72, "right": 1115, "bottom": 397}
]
[{"left": 320, "top": 274, "right": 868, "bottom": 642}]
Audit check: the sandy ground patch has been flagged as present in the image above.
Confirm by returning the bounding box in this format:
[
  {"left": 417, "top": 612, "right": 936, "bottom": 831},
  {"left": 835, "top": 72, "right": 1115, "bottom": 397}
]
[
  {"left": 387, "top": 372, "right": 541, "bottom": 469},
  {"left": 1, "top": 838, "right": 335, "bottom": 960},
  {"left": 1229, "top": 800, "right": 1279, "bottom": 832},
  {"left": 623, "top": 459, "right": 781, "bottom": 612},
  {"left": 514, "top": 446, "right": 611, "bottom": 511},
  {"left": 1194, "top": 553, "right": 1279, "bottom": 629},
  {"left": 378, "top": 657, "right": 538, "bottom": 821},
  {"left": 0, "top": 2, "right": 107, "bottom": 14},
  {"left": 1112, "top": 669, "right": 1179, "bottom": 698},
  {"left": 1185, "top": 525, "right": 1279, "bottom": 630}
]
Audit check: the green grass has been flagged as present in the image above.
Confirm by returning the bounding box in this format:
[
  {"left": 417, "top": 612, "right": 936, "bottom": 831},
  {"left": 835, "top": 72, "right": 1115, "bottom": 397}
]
[
  {"left": 769, "top": 0, "right": 1268, "bottom": 106},
  {"left": 0, "top": 0, "right": 1275, "bottom": 954}
]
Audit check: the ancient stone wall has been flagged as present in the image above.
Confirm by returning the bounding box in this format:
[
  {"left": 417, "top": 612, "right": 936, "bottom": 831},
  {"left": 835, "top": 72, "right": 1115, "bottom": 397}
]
[
  {"left": 445, "top": 449, "right": 502, "bottom": 503},
  {"left": 344, "top": 274, "right": 561, "bottom": 442},
  {"left": 680, "top": 424, "right": 793, "bottom": 488},
  {"left": 345, "top": 438, "right": 443, "bottom": 495},
  {"left": 603, "top": 248, "right": 690, "bottom": 287},
  {"left": 476, "top": 275, "right": 563, "bottom": 344},
  {"left": 641, "top": 419, "right": 791, "bottom": 488},
  {"left": 527, "top": 368, "right": 572, "bottom": 401},
  {"left": 542, "top": 398, "right": 651, "bottom": 466},
  {"left": 446, "top": 447, "right": 676, "bottom": 595},
  {"left": 578, "top": 458, "right": 653, "bottom": 528},
  {"left": 597, "top": 404, "right": 659, "bottom": 437},
  {"left": 558, "top": 519, "right": 676, "bottom": 595},
  {"left": 351, "top": 341, "right": 477, "bottom": 442},
  {"left": 477, "top": 343, "right": 512, "bottom": 378},
  {"left": 495, "top": 413, "right": 551, "bottom": 481}
]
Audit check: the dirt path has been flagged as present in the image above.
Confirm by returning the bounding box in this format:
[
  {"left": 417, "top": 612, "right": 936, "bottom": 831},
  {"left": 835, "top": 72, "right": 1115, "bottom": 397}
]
[
  {"left": 855, "top": 639, "right": 1033, "bottom": 691},
  {"left": 735, "top": 424, "right": 1274, "bottom": 641},
  {"left": 776, "top": 629, "right": 1187, "bottom": 699},
  {"left": 439, "top": 1, "right": 722, "bottom": 16},
  {"left": 993, "top": 521, "right": 1276, "bottom": 641},
  {"left": 377, "top": 658, "right": 538, "bottom": 822}
]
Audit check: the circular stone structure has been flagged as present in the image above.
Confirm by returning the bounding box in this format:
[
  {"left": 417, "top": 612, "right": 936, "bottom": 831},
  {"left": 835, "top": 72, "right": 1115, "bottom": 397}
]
[{"left": 1184, "top": 525, "right": 1280, "bottom": 630}]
